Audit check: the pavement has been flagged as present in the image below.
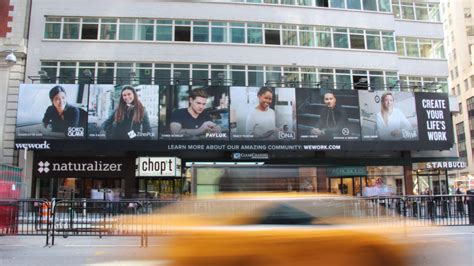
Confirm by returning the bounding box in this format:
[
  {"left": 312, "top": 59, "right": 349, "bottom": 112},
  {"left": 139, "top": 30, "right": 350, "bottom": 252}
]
[{"left": 0, "top": 226, "right": 473, "bottom": 266}]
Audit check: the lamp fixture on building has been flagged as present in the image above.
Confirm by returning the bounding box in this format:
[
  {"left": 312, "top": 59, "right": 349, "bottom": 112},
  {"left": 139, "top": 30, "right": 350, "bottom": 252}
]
[{"left": 4, "top": 49, "right": 17, "bottom": 64}]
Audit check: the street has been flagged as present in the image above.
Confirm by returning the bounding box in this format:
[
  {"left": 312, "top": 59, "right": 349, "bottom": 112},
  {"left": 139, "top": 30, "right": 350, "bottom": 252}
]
[{"left": 0, "top": 226, "right": 473, "bottom": 266}]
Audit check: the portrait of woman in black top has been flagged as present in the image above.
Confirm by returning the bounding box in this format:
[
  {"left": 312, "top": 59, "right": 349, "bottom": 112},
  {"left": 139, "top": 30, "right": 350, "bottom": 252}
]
[
  {"left": 42, "top": 85, "right": 81, "bottom": 137},
  {"left": 102, "top": 86, "right": 151, "bottom": 139}
]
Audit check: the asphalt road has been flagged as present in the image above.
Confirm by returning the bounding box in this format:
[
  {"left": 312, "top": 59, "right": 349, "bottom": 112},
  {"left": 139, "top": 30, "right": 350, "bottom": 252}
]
[{"left": 0, "top": 226, "right": 473, "bottom": 266}]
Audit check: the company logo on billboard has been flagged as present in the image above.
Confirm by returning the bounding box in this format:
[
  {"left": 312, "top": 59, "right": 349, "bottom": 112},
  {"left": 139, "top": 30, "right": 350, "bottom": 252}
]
[
  {"left": 402, "top": 129, "right": 418, "bottom": 139},
  {"left": 128, "top": 130, "right": 137, "bottom": 139},
  {"left": 37, "top": 161, "right": 50, "bottom": 173},
  {"left": 15, "top": 141, "right": 51, "bottom": 150},
  {"left": 67, "top": 127, "right": 84, "bottom": 137},
  {"left": 278, "top": 131, "right": 295, "bottom": 140},
  {"left": 205, "top": 132, "right": 227, "bottom": 138},
  {"left": 232, "top": 152, "right": 269, "bottom": 160}
]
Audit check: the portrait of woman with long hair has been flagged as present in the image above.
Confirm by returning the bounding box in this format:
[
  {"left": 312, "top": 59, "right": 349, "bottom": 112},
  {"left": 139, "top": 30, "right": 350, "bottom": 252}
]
[{"left": 102, "top": 86, "right": 151, "bottom": 139}]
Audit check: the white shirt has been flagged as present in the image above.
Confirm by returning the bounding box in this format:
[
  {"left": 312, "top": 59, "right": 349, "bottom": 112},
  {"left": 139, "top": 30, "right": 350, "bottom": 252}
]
[
  {"left": 375, "top": 108, "right": 412, "bottom": 140},
  {"left": 245, "top": 108, "right": 276, "bottom": 139}
]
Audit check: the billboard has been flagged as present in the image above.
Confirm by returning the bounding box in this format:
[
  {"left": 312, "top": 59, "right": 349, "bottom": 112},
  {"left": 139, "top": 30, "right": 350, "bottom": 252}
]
[
  {"left": 359, "top": 91, "right": 418, "bottom": 141},
  {"left": 16, "top": 84, "right": 87, "bottom": 139},
  {"left": 87, "top": 84, "right": 159, "bottom": 140},
  {"left": 230, "top": 87, "right": 297, "bottom": 141},
  {"left": 14, "top": 84, "right": 454, "bottom": 152},
  {"left": 159, "top": 85, "right": 229, "bottom": 140},
  {"left": 297, "top": 88, "right": 360, "bottom": 140}
]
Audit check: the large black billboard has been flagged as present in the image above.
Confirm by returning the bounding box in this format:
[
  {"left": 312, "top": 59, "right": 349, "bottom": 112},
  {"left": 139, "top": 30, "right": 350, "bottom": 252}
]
[{"left": 15, "top": 84, "right": 454, "bottom": 152}]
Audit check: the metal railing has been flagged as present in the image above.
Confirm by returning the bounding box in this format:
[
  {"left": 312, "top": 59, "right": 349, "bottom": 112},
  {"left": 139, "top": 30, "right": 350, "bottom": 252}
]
[{"left": 0, "top": 195, "right": 472, "bottom": 246}]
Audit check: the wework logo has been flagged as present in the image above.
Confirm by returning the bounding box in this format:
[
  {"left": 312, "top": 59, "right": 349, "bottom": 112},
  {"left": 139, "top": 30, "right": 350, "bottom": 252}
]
[
  {"left": 37, "top": 161, "right": 50, "bottom": 173},
  {"left": 15, "top": 141, "right": 51, "bottom": 150}
]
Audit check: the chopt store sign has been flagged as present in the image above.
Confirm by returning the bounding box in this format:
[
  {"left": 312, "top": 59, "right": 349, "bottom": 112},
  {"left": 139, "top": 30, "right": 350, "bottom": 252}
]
[
  {"left": 136, "top": 157, "right": 182, "bottom": 177},
  {"left": 416, "top": 93, "right": 454, "bottom": 144},
  {"left": 33, "top": 157, "right": 135, "bottom": 178}
]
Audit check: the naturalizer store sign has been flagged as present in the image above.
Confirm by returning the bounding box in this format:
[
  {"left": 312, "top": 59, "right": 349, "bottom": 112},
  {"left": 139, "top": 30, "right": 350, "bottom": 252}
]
[
  {"left": 33, "top": 157, "right": 134, "bottom": 178},
  {"left": 136, "top": 157, "right": 182, "bottom": 177}
]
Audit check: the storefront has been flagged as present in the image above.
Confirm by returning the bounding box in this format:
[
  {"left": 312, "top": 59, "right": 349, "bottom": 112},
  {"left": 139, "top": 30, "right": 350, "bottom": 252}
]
[
  {"left": 412, "top": 161, "right": 467, "bottom": 195},
  {"left": 32, "top": 156, "right": 135, "bottom": 199},
  {"left": 135, "top": 157, "right": 183, "bottom": 199}
]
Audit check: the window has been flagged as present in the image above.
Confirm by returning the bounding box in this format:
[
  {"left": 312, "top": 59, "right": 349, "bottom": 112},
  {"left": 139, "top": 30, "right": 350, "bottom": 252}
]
[
  {"left": 40, "top": 61, "right": 58, "bottom": 83},
  {"left": 419, "top": 39, "right": 432, "bottom": 58},
  {"left": 156, "top": 20, "right": 172, "bottom": 41},
  {"left": 455, "top": 67, "right": 459, "bottom": 78},
  {"left": 119, "top": 19, "right": 136, "bottom": 40},
  {"left": 100, "top": 18, "right": 117, "bottom": 40},
  {"left": 154, "top": 64, "right": 171, "bottom": 85},
  {"left": 248, "top": 66, "right": 264, "bottom": 86},
  {"left": 313, "top": 26, "right": 330, "bottom": 47},
  {"left": 230, "top": 23, "right": 245, "bottom": 43},
  {"left": 396, "top": 37, "right": 405, "bottom": 56},
  {"left": 299, "top": 26, "right": 314, "bottom": 47},
  {"left": 363, "top": 0, "right": 377, "bottom": 11},
  {"left": 433, "top": 41, "right": 445, "bottom": 58},
  {"left": 401, "top": 3, "right": 415, "bottom": 20},
  {"left": 457, "top": 84, "right": 461, "bottom": 95},
  {"left": 230, "top": 65, "right": 246, "bottom": 86},
  {"left": 247, "top": 23, "right": 263, "bottom": 44},
  {"left": 405, "top": 38, "right": 419, "bottom": 57},
  {"left": 330, "top": 0, "right": 345, "bottom": 8},
  {"left": 81, "top": 18, "right": 99, "bottom": 39},
  {"left": 366, "top": 30, "right": 381, "bottom": 50},
  {"left": 282, "top": 25, "right": 298, "bottom": 46},
  {"left": 62, "top": 18, "right": 80, "bottom": 39},
  {"left": 264, "top": 24, "right": 281, "bottom": 45},
  {"left": 471, "top": 75, "right": 474, "bottom": 88},
  {"left": 347, "top": 0, "right": 361, "bottom": 10},
  {"left": 335, "top": 69, "right": 351, "bottom": 89},
  {"left": 349, "top": 29, "right": 365, "bottom": 49},
  {"left": 378, "top": 0, "right": 391, "bottom": 12},
  {"left": 44, "top": 17, "right": 61, "bottom": 39},
  {"left": 138, "top": 19, "right": 154, "bottom": 41},
  {"left": 415, "top": 4, "right": 429, "bottom": 20},
  {"left": 382, "top": 31, "right": 395, "bottom": 51},
  {"left": 315, "top": 0, "right": 329, "bottom": 7},
  {"left": 465, "top": 79, "right": 470, "bottom": 91},
  {"left": 333, "top": 28, "right": 348, "bottom": 48},
  {"left": 193, "top": 21, "right": 209, "bottom": 42},
  {"left": 392, "top": 1, "right": 401, "bottom": 18},
  {"left": 211, "top": 22, "right": 227, "bottom": 43},
  {"left": 175, "top": 21, "right": 191, "bottom": 42},
  {"left": 265, "top": 66, "right": 282, "bottom": 83}
]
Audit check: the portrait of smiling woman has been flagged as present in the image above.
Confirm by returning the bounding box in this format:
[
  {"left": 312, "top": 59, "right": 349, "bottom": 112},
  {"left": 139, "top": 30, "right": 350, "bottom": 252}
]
[
  {"left": 41, "top": 85, "right": 81, "bottom": 137},
  {"left": 102, "top": 85, "right": 151, "bottom": 140}
]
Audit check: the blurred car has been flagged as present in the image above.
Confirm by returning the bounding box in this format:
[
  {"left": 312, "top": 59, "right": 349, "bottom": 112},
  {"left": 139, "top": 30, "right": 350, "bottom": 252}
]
[{"left": 126, "top": 193, "right": 408, "bottom": 266}]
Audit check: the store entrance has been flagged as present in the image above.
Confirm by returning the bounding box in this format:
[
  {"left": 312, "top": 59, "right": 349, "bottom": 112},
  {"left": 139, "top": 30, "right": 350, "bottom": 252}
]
[
  {"left": 35, "top": 177, "right": 125, "bottom": 200},
  {"left": 329, "top": 177, "right": 366, "bottom": 196},
  {"left": 137, "top": 178, "right": 183, "bottom": 200}
]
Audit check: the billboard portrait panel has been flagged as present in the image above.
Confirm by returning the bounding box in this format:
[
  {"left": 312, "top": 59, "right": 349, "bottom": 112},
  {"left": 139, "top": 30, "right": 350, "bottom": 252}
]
[
  {"left": 230, "top": 87, "right": 297, "bottom": 141},
  {"left": 159, "top": 85, "right": 229, "bottom": 140},
  {"left": 297, "top": 88, "right": 361, "bottom": 140},
  {"left": 16, "top": 84, "right": 87, "bottom": 139},
  {"left": 87, "top": 84, "right": 159, "bottom": 140},
  {"left": 359, "top": 91, "right": 418, "bottom": 141}
]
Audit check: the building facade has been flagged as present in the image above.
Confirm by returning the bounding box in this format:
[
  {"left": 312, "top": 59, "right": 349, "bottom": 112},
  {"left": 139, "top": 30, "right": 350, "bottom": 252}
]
[
  {"left": 9, "top": 0, "right": 460, "bottom": 199},
  {"left": 443, "top": 0, "right": 474, "bottom": 191}
]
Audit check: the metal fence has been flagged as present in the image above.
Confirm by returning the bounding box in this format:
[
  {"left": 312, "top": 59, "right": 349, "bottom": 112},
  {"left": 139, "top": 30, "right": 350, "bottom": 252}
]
[{"left": 0, "top": 195, "right": 473, "bottom": 246}]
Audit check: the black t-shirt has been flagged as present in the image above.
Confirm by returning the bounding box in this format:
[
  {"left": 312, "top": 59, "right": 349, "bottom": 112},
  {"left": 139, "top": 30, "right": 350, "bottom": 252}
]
[{"left": 170, "top": 108, "right": 211, "bottom": 130}]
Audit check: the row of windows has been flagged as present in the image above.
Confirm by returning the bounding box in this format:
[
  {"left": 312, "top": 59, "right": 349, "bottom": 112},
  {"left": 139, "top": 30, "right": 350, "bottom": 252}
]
[
  {"left": 226, "top": 0, "right": 391, "bottom": 12},
  {"left": 219, "top": 0, "right": 441, "bottom": 22},
  {"left": 44, "top": 17, "right": 398, "bottom": 52},
  {"left": 391, "top": 0, "right": 440, "bottom": 22},
  {"left": 396, "top": 37, "right": 445, "bottom": 59},
  {"left": 38, "top": 61, "right": 447, "bottom": 93},
  {"left": 398, "top": 76, "right": 447, "bottom": 93}
]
